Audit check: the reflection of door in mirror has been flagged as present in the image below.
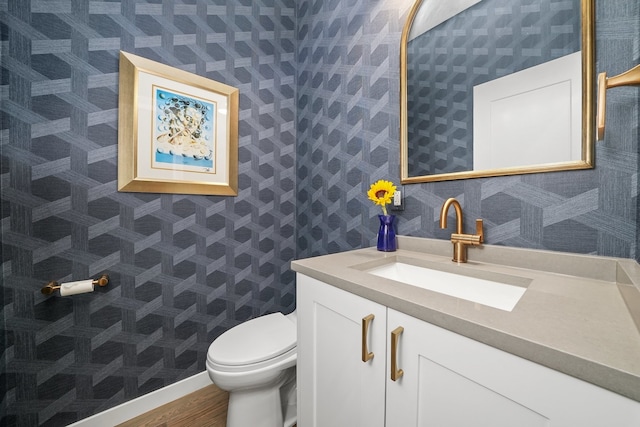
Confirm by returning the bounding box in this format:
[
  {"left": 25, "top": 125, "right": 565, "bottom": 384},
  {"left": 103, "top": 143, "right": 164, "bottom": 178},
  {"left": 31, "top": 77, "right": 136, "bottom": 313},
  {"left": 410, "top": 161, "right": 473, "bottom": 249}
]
[
  {"left": 404, "top": 0, "right": 589, "bottom": 181},
  {"left": 473, "top": 51, "right": 582, "bottom": 170}
]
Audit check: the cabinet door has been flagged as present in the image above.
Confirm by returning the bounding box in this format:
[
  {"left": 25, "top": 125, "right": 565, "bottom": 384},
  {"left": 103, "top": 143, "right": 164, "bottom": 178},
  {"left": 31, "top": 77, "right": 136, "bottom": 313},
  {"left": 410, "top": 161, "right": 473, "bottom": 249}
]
[
  {"left": 386, "top": 309, "right": 640, "bottom": 427},
  {"left": 297, "top": 274, "right": 387, "bottom": 427}
]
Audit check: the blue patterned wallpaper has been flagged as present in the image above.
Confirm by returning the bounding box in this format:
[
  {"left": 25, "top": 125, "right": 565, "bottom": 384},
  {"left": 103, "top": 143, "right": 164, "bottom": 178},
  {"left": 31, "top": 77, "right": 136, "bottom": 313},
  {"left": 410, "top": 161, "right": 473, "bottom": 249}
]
[
  {"left": 1, "top": 0, "right": 296, "bottom": 425},
  {"left": 1, "top": 0, "right": 639, "bottom": 426}
]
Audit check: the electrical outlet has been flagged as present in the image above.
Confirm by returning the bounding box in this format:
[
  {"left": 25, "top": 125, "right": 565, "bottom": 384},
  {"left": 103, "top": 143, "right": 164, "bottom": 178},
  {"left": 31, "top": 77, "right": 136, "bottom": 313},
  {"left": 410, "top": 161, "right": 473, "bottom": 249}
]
[{"left": 390, "top": 189, "right": 404, "bottom": 211}]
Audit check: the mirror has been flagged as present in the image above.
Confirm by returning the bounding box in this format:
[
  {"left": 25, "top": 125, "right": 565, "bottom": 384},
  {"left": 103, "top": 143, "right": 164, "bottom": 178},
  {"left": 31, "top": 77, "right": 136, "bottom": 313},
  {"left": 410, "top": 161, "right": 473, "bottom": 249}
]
[{"left": 400, "top": 0, "right": 595, "bottom": 183}]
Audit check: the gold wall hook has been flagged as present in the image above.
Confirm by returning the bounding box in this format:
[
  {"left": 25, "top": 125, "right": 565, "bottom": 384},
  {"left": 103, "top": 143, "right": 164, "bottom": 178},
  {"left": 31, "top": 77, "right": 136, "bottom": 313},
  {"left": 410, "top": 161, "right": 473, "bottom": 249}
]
[{"left": 597, "top": 64, "right": 640, "bottom": 140}]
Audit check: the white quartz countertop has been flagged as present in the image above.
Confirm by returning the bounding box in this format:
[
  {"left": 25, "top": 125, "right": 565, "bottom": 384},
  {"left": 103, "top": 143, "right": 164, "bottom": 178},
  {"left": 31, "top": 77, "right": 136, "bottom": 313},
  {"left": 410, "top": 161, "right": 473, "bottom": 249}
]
[{"left": 290, "top": 236, "right": 640, "bottom": 402}]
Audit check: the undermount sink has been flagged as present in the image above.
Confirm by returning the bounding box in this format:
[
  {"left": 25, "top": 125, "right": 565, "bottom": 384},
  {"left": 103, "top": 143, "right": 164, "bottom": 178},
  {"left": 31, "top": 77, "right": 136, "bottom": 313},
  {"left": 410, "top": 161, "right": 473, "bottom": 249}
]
[{"left": 365, "top": 261, "right": 528, "bottom": 311}]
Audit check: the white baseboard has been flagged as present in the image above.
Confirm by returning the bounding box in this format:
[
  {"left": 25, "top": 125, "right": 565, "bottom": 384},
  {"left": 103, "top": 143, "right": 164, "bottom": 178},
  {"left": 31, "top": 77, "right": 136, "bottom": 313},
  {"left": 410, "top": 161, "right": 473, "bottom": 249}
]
[{"left": 69, "top": 371, "right": 212, "bottom": 427}]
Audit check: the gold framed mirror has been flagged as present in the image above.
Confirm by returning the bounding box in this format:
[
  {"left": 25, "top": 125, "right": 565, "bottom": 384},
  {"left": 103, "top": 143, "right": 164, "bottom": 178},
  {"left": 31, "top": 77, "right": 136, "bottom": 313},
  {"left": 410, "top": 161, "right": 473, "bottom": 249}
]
[{"left": 400, "top": 0, "right": 595, "bottom": 183}]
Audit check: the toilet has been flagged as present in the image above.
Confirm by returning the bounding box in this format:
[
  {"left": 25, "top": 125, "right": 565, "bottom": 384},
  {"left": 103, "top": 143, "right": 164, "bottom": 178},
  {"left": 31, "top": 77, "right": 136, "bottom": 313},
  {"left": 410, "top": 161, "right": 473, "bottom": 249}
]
[{"left": 206, "top": 311, "right": 297, "bottom": 427}]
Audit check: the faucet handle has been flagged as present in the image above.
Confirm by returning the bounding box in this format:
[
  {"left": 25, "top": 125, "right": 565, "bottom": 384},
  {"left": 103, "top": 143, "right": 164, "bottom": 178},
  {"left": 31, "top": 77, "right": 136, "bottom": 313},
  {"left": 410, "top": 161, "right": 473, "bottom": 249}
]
[
  {"left": 476, "top": 219, "right": 484, "bottom": 243},
  {"left": 451, "top": 218, "right": 484, "bottom": 246}
]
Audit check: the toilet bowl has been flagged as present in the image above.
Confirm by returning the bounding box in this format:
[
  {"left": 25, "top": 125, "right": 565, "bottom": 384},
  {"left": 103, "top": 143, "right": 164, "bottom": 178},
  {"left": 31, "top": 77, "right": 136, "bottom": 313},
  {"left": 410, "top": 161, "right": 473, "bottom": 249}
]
[{"left": 206, "top": 311, "right": 297, "bottom": 427}]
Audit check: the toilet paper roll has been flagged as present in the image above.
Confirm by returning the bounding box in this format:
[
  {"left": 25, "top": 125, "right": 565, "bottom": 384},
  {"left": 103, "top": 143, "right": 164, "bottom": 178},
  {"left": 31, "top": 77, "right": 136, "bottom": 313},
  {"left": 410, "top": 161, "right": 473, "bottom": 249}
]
[{"left": 60, "top": 280, "right": 95, "bottom": 296}]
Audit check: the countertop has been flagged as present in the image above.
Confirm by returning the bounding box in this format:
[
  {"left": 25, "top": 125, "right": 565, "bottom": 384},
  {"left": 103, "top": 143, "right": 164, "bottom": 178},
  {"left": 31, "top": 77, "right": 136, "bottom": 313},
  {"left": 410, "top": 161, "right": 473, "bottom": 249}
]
[{"left": 290, "top": 236, "right": 640, "bottom": 402}]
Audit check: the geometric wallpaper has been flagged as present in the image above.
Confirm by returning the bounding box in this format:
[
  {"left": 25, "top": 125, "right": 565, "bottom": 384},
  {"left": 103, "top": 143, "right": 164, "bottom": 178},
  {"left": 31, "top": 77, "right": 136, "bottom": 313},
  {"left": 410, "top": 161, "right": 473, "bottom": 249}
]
[
  {"left": 1, "top": 0, "right": 639, "bottom": 426},
  {"left": 406, "top": 0, "right": 580, "bottom": 175},
  {"left": 1, "top": 0, "right": 296, "bottom": 425},
  {"left": 296, "top": 0, "right": 410, "bottom": 258}
]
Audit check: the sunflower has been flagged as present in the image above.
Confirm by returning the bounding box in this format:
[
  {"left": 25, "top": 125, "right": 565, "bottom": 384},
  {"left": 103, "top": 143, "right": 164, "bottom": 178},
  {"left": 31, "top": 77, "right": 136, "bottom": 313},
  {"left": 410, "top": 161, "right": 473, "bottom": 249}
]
[{"left": 367, "top": 180, "right": 397, "bottom": 216}]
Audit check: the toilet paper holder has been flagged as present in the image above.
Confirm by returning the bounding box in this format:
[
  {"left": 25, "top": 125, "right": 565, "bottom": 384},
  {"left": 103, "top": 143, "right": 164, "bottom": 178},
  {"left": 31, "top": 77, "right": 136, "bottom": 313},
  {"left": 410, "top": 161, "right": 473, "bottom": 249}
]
[{"left": 41, "top": 274, "right": 110, "bottom": 295}]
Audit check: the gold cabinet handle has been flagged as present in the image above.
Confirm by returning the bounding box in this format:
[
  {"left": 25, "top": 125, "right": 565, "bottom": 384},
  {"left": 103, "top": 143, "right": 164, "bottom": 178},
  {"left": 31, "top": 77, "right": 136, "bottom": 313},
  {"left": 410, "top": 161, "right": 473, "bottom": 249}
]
[
  {"left": 361, "top": 314, "right": 375, "bottom": 362},
  {"left": 390, "top": 326, "right": 404, "bottom": 381}
]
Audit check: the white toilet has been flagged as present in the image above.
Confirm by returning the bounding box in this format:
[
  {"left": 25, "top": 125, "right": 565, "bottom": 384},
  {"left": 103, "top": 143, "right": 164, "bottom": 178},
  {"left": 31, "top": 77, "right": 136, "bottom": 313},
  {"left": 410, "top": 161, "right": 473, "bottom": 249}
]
[{"left": 206, "top": 311, "right": 297, "bottom": 427}]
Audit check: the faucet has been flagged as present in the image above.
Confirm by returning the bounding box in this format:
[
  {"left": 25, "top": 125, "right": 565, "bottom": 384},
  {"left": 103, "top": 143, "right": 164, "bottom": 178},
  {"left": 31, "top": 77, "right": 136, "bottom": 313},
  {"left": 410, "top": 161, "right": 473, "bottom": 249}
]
[{"left": 439, "top": 198, "right": 484, "bottom": 263}]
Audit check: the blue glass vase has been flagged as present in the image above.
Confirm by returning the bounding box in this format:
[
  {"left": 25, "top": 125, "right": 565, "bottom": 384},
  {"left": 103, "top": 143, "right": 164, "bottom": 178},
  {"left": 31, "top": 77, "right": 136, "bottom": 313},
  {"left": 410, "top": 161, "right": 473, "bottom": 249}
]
[{"left": 377, "top": 214, "right": 396, "bottom": 252}]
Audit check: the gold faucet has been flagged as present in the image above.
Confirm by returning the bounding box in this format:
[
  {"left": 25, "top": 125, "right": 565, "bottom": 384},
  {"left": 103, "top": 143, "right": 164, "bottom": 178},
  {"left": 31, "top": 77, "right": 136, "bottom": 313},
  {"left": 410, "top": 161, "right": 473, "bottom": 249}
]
[{"left": 439, "top": 198, "right": 484, "bottom": 263}]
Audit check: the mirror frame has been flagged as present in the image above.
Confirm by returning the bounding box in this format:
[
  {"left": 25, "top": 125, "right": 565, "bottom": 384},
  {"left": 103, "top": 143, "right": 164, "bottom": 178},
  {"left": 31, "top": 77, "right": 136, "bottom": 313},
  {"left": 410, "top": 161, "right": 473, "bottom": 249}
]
[{"left": 400, "top": 0, "right": 595, "bottom": 183}]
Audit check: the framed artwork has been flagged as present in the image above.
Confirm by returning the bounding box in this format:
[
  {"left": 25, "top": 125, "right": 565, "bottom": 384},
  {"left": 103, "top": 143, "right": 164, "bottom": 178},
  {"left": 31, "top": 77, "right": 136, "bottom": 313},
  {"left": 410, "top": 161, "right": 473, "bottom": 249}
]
[{"left": 118, "top": 51, "right": 239, "bottom": 195}]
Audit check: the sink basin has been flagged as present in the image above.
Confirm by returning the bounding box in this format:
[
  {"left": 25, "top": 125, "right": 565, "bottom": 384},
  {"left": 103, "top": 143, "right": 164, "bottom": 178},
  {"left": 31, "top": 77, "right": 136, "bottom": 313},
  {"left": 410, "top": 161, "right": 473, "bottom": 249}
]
[{"left": 365, "top": 261, "right": 527, "bottom": 311}]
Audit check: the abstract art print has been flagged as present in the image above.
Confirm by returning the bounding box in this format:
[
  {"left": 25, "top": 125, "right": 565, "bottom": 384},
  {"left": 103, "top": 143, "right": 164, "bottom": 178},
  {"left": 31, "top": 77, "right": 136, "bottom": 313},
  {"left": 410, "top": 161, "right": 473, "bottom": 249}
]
[
  {"left": 153, "top": 88, "right": 216, "bottom": 172},
  {"left": 118, "top": 51, "right": 239, "bottom": 195}
]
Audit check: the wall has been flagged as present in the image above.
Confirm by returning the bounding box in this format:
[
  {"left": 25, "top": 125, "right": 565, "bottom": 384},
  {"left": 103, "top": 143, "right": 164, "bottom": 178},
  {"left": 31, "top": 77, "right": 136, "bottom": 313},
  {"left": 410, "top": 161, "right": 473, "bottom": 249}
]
[
  {"left": 1, "top": 0, "right": 296, "bottom": 425},
  {"left": 297, "top": 0, "right": 640, "bottom": 263}
]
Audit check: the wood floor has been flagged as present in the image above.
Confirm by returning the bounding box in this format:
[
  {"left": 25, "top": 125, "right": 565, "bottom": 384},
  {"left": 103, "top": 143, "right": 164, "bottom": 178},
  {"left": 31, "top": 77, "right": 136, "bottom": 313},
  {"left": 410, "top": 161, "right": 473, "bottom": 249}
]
[{"left": 116, "top": 385, "right": 229, "bottom": 427}]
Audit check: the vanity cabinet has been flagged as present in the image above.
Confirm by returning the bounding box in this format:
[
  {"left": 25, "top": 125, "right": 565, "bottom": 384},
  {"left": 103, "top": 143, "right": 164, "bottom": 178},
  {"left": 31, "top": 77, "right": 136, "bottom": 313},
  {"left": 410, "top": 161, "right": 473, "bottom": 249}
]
[
  {"left": 297, "top": 274, "right": 387, "bottom": 426},
  {"left": 297, "top": 273, "right": 640, "bottom": 427}
]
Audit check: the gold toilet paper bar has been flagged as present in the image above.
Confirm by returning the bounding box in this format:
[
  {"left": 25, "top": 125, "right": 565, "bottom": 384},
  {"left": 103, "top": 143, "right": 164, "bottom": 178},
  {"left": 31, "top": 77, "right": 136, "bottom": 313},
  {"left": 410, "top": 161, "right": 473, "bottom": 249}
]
[{"left": 41, "top": 274, "right": 109, "bottom": 295}]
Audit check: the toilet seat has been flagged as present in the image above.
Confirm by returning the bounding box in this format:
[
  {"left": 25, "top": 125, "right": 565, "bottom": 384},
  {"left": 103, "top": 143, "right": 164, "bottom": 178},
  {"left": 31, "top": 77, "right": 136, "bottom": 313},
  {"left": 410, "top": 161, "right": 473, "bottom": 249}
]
[
  {"left": 207, "top": 346, "right": 296, "bottom": 374},
  {"left": 207, "top": 312, "right": 296, "bottom": 372}
]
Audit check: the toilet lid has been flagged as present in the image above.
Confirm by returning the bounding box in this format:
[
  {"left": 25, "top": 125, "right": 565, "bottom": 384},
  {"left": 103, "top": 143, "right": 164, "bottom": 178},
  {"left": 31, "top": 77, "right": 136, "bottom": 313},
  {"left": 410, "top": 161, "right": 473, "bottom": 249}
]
[{"left": 208, "top": 312, "right": 296, "bottom": 366}]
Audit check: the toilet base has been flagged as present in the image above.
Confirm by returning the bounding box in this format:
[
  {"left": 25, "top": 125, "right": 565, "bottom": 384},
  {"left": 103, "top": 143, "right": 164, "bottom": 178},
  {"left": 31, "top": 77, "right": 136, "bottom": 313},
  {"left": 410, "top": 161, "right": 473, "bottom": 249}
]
[
  {"left": 227, "top": 386, "right": 283, "bottom": 427},
  {"left": 224, "top": 368, "right": 296, "bottom": 427}
]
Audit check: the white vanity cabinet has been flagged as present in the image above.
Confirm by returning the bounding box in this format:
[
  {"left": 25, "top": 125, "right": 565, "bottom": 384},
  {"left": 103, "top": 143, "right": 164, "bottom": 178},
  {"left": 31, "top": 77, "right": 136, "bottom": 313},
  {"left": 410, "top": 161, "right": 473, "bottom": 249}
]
[
  {"left": 297, "top": 274, "right": 640, "bottom": 427},
  {"left": 297, "top": 274, "right": 387, "bottom": 426}
]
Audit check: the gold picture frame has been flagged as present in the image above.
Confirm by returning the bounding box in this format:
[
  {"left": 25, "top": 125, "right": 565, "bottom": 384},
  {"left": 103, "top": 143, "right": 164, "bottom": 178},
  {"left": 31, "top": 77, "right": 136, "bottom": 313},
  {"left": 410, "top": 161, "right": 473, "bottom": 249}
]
[{"left": 118, "top": 51, "right": 239, "bottom": 196}]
